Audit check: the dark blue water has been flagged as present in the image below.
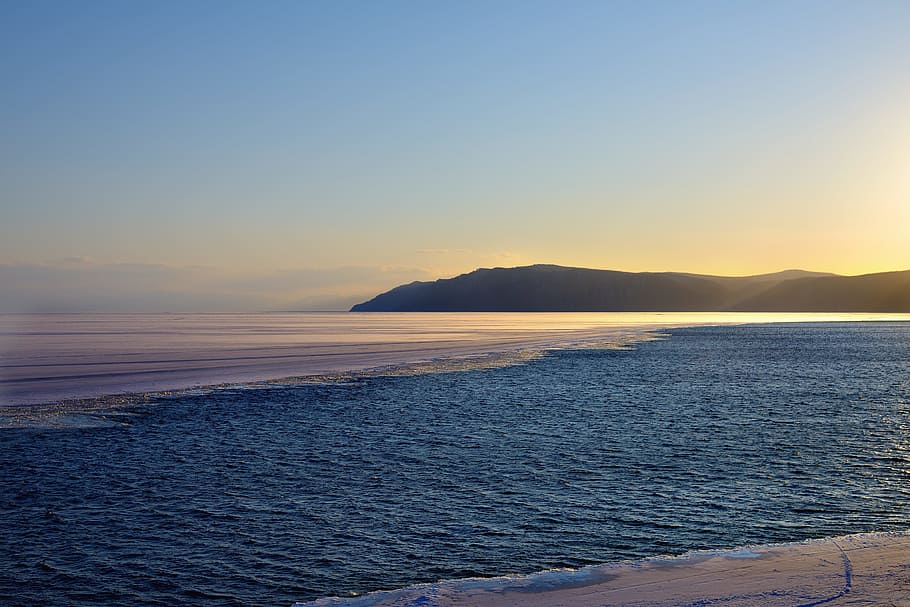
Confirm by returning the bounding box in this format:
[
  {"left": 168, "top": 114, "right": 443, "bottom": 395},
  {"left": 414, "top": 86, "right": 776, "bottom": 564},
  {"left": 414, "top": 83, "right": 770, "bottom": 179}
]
[{"left": 2, "top": 323, "right": 910, "bottom": 607}]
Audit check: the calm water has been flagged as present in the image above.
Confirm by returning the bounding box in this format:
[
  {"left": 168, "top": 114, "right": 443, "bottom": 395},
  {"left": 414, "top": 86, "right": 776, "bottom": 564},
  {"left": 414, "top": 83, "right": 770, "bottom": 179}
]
[{"left": 2, "top": 322, "right": 910, "bottom": 606}]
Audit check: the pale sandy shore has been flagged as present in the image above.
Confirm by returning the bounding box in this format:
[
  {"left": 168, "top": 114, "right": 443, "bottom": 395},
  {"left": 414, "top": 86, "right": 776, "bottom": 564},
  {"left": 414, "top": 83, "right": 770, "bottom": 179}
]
[{"left": 295, "top": 531, "right": 910, "bottom": 607}]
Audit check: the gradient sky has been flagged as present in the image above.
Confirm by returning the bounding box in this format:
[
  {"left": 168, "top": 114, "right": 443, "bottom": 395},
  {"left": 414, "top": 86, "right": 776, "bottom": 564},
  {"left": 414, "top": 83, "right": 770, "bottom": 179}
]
[{"left": 2, "top": 1, "right": 909, "bottom": 311}]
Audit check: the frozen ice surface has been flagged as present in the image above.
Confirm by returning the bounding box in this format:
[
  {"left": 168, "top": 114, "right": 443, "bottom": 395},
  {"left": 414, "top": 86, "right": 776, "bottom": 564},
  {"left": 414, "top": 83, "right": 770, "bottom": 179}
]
[{"left": 2, "top": 311, "right": 904, "bottom": 409}]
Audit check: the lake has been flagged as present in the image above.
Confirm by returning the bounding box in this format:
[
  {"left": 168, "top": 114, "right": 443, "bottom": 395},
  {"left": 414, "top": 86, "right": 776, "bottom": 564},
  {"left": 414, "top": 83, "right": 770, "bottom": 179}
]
[{"left": 2, "top": 317, "right": 910, "bottom": 606}]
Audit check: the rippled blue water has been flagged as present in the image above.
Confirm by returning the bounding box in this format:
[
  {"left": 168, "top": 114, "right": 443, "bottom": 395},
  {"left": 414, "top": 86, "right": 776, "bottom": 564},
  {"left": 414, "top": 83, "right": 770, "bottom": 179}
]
[{"left": 2, "top": 323, "right": 910, "bottom": 607}]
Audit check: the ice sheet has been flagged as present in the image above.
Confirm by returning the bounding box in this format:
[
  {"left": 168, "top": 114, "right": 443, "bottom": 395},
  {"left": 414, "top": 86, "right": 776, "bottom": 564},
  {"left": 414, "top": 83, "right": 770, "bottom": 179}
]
[{"left": 2, "top": 312, "right": 905, "bottom": 410}]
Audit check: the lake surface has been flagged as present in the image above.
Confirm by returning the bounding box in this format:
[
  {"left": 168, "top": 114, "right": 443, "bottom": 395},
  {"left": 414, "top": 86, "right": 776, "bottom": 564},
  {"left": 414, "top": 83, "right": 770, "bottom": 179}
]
[{"left": 2, "top": 321, "right": 910, "bottom": 606}]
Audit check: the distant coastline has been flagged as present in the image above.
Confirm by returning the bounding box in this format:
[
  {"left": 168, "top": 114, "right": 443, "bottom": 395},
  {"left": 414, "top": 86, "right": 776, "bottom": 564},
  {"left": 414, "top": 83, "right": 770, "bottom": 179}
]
[{"left": 352, "top": 264, "right": 910, "bottom": 312}]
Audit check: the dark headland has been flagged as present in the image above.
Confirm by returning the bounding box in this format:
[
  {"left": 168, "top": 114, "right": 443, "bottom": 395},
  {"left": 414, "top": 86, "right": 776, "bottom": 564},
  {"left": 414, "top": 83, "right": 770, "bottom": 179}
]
[{"left": 351, "top": 265, "right": 910, "bottom": 312}]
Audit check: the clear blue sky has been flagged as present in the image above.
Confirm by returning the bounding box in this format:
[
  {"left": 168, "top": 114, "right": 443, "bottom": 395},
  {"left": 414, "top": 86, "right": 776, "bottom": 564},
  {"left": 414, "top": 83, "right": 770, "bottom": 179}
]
[{"left": 2, "top": 1, "right": 909, "bottom": 310}]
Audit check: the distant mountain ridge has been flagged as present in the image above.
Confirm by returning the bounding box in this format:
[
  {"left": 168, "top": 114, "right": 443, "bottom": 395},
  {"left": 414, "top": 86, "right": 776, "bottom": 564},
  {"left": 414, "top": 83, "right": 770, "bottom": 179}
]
[{"left": 350, "top": 265, "right": 910, "bottom": 312}]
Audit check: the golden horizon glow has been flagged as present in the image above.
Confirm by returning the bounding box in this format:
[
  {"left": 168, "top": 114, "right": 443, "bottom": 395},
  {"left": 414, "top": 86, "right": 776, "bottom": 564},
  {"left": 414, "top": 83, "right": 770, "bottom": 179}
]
[{"left": 2, "top": 3, "right": 909, "bottom": 310}]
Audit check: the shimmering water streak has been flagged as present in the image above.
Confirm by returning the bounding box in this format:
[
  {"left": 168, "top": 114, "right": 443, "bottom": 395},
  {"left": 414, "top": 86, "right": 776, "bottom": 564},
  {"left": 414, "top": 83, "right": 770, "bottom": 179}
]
[{"left": 2, "top": 312, "right": 906, "bottom": 407}]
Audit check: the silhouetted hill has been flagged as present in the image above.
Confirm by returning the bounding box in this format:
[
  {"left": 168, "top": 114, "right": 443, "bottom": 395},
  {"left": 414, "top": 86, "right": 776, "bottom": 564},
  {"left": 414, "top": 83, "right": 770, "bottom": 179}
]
[
  {"left": 730, "top": 270, "right": 910, "bottom": 312},
  {"left": 350, "top": 265, "right": 909, "bottom": 312}
]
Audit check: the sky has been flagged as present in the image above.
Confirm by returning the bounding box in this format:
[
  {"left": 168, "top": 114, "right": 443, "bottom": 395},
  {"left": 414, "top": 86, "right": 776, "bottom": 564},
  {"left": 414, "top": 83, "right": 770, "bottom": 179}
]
[{"left": 2, "top": 1, "right": 909, "bottom": 311}]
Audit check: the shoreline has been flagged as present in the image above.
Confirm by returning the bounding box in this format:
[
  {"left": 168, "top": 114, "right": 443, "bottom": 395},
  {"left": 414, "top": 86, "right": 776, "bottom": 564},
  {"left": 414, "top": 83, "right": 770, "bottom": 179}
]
[{"left": 293, "top": 530, "right": 910, "bottom": 607}]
